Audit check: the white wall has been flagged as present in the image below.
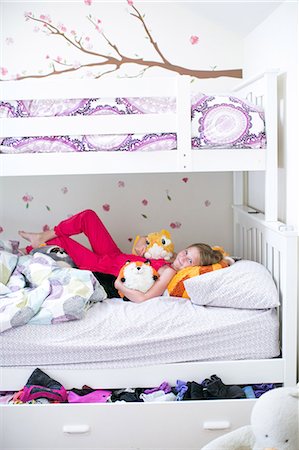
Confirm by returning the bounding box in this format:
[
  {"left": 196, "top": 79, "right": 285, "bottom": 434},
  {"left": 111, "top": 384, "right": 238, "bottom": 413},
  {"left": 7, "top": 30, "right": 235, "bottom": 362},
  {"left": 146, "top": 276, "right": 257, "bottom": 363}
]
[
  {"left": 243, "top": 1, "right": 298, "bottom": 228},
  {"left": 244, "top": 0, "right": 298, "bottom": 380},
  {"left": 0, "top": 1, "right": 244, "bottom": 253}
]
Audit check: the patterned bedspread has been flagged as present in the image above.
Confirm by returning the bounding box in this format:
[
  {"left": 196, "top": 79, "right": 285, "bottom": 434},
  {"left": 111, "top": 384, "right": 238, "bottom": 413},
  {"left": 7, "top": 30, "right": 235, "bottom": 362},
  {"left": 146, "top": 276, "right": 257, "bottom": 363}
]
[
  {"left": 0, "top": 251, "right": 107, "bottom": 333},
  {"left": 0, "top": 94, "right": 266, "bottom": 152}
]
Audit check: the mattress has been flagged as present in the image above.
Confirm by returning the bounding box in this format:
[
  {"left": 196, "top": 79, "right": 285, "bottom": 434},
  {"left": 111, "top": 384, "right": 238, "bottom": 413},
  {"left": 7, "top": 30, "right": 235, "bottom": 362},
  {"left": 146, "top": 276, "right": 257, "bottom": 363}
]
[
  {"left": 1, "top": 297, "right": 279, "bottom": 369},
  {"left": 0, "top": 94, "right": 266, "bottom": 153}
]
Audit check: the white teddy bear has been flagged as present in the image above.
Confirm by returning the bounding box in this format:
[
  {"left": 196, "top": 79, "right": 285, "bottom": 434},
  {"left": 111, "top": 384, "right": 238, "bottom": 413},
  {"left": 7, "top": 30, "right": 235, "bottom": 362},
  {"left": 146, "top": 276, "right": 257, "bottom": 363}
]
[{"left": 202, "top": 385, "right": 299, "bottom": 450}]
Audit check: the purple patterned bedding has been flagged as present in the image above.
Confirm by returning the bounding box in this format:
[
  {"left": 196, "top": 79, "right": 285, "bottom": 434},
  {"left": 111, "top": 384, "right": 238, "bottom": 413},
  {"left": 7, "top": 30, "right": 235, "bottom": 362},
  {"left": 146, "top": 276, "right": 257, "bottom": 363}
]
[{"left": 0, "top": 94, "right": 266, "bottom": 153}]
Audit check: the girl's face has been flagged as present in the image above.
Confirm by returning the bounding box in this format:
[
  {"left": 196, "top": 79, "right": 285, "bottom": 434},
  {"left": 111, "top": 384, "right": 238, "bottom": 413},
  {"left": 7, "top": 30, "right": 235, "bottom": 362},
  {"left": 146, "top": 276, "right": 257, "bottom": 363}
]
[{"left": 172, "top": 247, "right": 201, "bottom": 271}]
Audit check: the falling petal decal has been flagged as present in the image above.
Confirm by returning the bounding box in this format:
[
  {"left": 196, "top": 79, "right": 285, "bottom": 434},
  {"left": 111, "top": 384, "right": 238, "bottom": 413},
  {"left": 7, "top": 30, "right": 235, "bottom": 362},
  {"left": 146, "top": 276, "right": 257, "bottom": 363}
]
[
  {"left": 170, "top": 221, "right": 182, "bottom": 229},
  {"left": 103, "top": 204, "right": 110, "bottom": 212},
  {"left": 22, "top": 193, "right": 33, "bottom": 208},
  {"left": 190, "top": 35, "right": 199, "bottom": 45}
]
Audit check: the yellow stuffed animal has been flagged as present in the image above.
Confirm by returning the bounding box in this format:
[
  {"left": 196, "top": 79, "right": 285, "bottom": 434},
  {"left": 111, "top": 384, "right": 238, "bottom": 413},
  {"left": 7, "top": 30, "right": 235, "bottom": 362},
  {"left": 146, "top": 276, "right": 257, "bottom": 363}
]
[{"left": 133, "top": 230, "right": 174, "bottom": 261}]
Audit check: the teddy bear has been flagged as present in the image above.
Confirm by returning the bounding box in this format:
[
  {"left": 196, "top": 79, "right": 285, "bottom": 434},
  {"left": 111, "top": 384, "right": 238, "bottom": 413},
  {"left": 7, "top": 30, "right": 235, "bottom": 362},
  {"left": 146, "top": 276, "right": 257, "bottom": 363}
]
[
  {"left": 118, "top": 260, "right": 159, "bottom": 297},
  {"left": 132, "top": 230, "right": 174, "bottom": 261},
  {"left": 201, "top": 385, "right": 299, "bottom": 450}
]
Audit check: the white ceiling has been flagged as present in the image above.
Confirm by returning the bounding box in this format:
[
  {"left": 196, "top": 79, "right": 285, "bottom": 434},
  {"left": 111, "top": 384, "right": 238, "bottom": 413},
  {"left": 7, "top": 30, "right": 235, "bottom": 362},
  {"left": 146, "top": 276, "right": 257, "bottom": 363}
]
[
  {"left": 192, "top": 1, "right": 285, "bottom": 36},
  {"left": 137, "top": 0, "right": 285, "bottom": 37}
]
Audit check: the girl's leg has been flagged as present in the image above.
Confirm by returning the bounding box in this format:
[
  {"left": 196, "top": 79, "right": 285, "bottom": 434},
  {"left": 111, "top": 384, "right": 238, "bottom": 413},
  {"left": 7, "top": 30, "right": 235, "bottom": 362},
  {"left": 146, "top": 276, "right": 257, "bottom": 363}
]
[
  {"left": 19, "top": 229, "right": 57, "bottom": 249},
  {"left": 54, "top": 209, "right": 120, "bottom": 256},
  {"left": 46, "top": 235, "right": 116, "bottom": 272},
  {"left": 20, "top": 209, "right": 120, "bottom": 256}
]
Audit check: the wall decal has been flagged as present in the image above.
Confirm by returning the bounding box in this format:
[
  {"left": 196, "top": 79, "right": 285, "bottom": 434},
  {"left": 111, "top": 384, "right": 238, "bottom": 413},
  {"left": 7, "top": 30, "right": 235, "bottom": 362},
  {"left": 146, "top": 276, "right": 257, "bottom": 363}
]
[
  {"left": 170, "top": 221, "right": 182, "bottom": 229},
  {"left": 102, "top": 203, "right": 110, "bottom": 211},
  {"left": 22, "top": 193, "right": 33, "bottom": 208},
  {"left": 1, "top": 2, "right": 242, "bottom": 81}
]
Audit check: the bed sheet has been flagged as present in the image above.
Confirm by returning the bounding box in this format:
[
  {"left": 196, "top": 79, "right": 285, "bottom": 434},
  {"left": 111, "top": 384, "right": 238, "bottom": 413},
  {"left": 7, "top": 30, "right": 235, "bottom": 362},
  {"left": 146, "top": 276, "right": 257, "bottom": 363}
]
[
  {"left": 0, "top": 94, "right": 266, "bottom": 153},
  {"left": 1, "top": 297, "right": 279, "bottom": 369}
]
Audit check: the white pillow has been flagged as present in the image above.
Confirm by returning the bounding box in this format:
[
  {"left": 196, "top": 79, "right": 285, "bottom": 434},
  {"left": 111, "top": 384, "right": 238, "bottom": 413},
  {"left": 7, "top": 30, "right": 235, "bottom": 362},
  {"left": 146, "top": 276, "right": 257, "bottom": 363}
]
[{"left": 184, "top": 260, "right": 279, "bottom": 309}]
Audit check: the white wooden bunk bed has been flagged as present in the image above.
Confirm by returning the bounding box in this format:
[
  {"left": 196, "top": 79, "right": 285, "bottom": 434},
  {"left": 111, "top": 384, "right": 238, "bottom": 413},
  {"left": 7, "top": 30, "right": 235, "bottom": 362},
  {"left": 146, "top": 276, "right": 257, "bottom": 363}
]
[{"left": 0, "top": 70, "right": 298, "bottom": 450}]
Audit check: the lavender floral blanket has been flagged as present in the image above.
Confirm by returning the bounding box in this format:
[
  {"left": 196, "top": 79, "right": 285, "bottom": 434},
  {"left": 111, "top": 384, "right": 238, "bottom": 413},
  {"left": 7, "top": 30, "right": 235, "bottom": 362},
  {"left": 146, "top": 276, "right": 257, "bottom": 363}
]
[
  {"left": 0, "top": 251, "right": 107, "bottom": 333},
  {"left": 0, "top": 94, "right": 266, "bottom": 153}
]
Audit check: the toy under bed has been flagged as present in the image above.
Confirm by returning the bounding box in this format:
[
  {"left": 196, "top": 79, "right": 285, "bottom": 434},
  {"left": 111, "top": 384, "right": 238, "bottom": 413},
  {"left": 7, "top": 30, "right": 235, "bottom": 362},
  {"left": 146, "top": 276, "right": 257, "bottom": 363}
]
[{"left": 0, "top": 93, "right": 266, "bottom": 153}]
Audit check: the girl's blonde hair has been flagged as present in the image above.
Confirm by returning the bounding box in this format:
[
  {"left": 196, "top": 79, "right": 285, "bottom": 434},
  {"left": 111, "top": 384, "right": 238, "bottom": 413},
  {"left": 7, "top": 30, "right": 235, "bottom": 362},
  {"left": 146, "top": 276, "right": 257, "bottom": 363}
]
[{"left": 189, "top": 243, "right": 223, "bottom": 266}]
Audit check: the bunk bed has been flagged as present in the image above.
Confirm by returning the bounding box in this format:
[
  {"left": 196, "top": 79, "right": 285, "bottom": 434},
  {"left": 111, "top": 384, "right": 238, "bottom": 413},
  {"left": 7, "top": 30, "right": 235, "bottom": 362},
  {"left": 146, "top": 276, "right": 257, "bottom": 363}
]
[{"left": 0, "top": 70, "right": 297, "bottom": 450}]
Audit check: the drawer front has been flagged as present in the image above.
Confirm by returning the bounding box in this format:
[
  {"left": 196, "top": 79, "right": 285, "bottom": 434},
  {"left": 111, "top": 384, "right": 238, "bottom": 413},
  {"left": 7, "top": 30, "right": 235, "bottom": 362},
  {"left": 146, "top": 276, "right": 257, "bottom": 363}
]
[{"left": 1, "top": 399, "right": 255, "bottom": 449}]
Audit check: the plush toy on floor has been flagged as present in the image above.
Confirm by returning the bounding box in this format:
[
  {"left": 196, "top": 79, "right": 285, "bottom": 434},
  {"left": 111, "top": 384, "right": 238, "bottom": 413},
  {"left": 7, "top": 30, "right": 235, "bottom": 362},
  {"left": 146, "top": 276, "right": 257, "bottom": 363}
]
[
  {"left": 118, "top": 260, "right": 159, "bottom": 297},
  {"left": 132, "top": 230, "right": 174, "bottom": 261},
  {"left": 201, "top": 385, "right": 299, "bottom": 450}
]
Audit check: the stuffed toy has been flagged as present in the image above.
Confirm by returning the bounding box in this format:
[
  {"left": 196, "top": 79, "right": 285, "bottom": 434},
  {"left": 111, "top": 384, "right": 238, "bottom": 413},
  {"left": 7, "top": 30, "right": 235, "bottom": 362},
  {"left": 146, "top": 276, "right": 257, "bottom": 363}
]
[
  {"left": 202, "top": 385, "right": 299, "bottom": 450},
  {"left": 30, "top": 245, "right": 76, "bottom": 268},
  {"left": 118, "top": 260, "right": 159, "bottom": 297},
  {"left": 133, "top": 230, "right": 174, "bottom": 261}
]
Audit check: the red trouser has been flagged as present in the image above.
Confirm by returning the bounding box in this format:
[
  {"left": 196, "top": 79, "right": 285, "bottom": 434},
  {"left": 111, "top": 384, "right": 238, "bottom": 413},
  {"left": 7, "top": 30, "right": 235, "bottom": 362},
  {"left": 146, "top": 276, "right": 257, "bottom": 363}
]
[{"left": 27, "top": 209, "right": 167, "bottom": 276}]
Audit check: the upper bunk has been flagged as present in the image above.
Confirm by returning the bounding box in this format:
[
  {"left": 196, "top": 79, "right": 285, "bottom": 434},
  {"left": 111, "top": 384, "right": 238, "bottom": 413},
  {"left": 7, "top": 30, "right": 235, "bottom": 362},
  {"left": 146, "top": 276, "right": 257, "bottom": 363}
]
[{"left": 0, "top": 70, "right": 277, "bottom": 177}]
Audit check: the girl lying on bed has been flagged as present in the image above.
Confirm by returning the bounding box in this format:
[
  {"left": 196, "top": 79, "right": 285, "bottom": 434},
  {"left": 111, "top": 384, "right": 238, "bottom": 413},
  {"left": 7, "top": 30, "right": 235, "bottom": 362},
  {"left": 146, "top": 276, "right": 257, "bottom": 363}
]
[{"left": 19, "top": 209, "right": 223, "bottom": 303}]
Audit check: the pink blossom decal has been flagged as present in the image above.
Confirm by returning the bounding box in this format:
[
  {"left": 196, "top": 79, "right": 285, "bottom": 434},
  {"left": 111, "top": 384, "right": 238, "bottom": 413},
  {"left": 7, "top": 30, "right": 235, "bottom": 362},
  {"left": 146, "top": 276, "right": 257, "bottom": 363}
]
[
  {"left": 43, "top": 224, "right": 50, "bottom": 232},
  {"left": 142, "top": 199, "right": 148, "bottom": 206},
  {"left": 170, "top": 221, "right": 182, "bottom": 229},
  {"left": 1, "top": 67, "right": 8, "bottom": 76},
  {"left": 58, "top": 23, "right": 67, "bottom": 33},
  {"left": 0, "top": 226, "right": 3, "bottom": 233},
  {"left": 204, "top": 200, "right": 211, "bottom": 207},
  {"left": 102, "top": 204, "right": 110, "bottom": 212},
  {"left": 15, "top": 5, "right": 241, "bottom": 82},
  {"left": 118, "top": 181, "right": 125, "bottom": 188},
  {"left": 24, "top": 11, "right": 33, "bottom": 20},
  {"left": 182, "top": 177, "right": 189, "bottom": 183},
  {"left": 61, "top": 187, "right": 68, "bottom": 194},
  {"left": 22, "top": 193, "right": 33, "bottom": 208},
  {"left": 190, "top": 35, "right": 199, "bottom": 45}
]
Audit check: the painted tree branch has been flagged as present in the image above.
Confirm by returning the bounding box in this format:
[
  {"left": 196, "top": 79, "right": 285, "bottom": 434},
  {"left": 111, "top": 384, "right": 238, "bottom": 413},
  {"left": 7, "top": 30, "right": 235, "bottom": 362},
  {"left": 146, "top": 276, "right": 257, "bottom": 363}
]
[{"left": 1, "top": 5, "right": 242, "bottom": 81}]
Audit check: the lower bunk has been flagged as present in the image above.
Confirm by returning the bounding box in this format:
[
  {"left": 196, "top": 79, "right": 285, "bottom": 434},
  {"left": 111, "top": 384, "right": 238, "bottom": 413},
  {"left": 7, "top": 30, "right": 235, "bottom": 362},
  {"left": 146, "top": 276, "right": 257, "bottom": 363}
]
[{"left": 0, "top": 206, "right": 297, "bottom": 450}]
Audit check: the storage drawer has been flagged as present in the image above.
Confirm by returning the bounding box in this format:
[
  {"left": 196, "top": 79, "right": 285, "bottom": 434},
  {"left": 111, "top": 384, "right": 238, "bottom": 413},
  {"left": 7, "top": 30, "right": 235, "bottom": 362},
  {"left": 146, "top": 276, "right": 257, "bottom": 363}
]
[{"left": 0, "top": 398, "right": 255, "bottom": 449}]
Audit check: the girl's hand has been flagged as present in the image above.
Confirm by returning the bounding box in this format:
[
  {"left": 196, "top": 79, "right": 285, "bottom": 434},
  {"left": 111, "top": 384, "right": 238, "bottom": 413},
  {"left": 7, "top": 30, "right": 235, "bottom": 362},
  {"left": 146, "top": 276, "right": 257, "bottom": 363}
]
[
  {"left": 134, "top": 236, "right": 147, "bottom": 256},
  {"left": 114, "top": 274, "right": 123, "bottom": 291},
  {"left": 114, "top": 265, "right": 176, "bottom": 303}
]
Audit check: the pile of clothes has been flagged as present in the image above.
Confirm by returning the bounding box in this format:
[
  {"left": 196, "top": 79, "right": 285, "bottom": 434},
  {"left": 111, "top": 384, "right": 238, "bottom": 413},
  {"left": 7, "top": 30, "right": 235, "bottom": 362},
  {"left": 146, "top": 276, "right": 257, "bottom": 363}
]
[{"left": 0, "top": 368, "right": 277, "bottom": 405}]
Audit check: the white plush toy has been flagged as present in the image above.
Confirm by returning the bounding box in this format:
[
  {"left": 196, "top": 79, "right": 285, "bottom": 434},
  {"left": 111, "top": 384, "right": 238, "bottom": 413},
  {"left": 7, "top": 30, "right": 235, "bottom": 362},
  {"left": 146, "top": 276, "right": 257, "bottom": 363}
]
[{"left": 202, "top": 385, "right": 299, "bottom": 450}]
